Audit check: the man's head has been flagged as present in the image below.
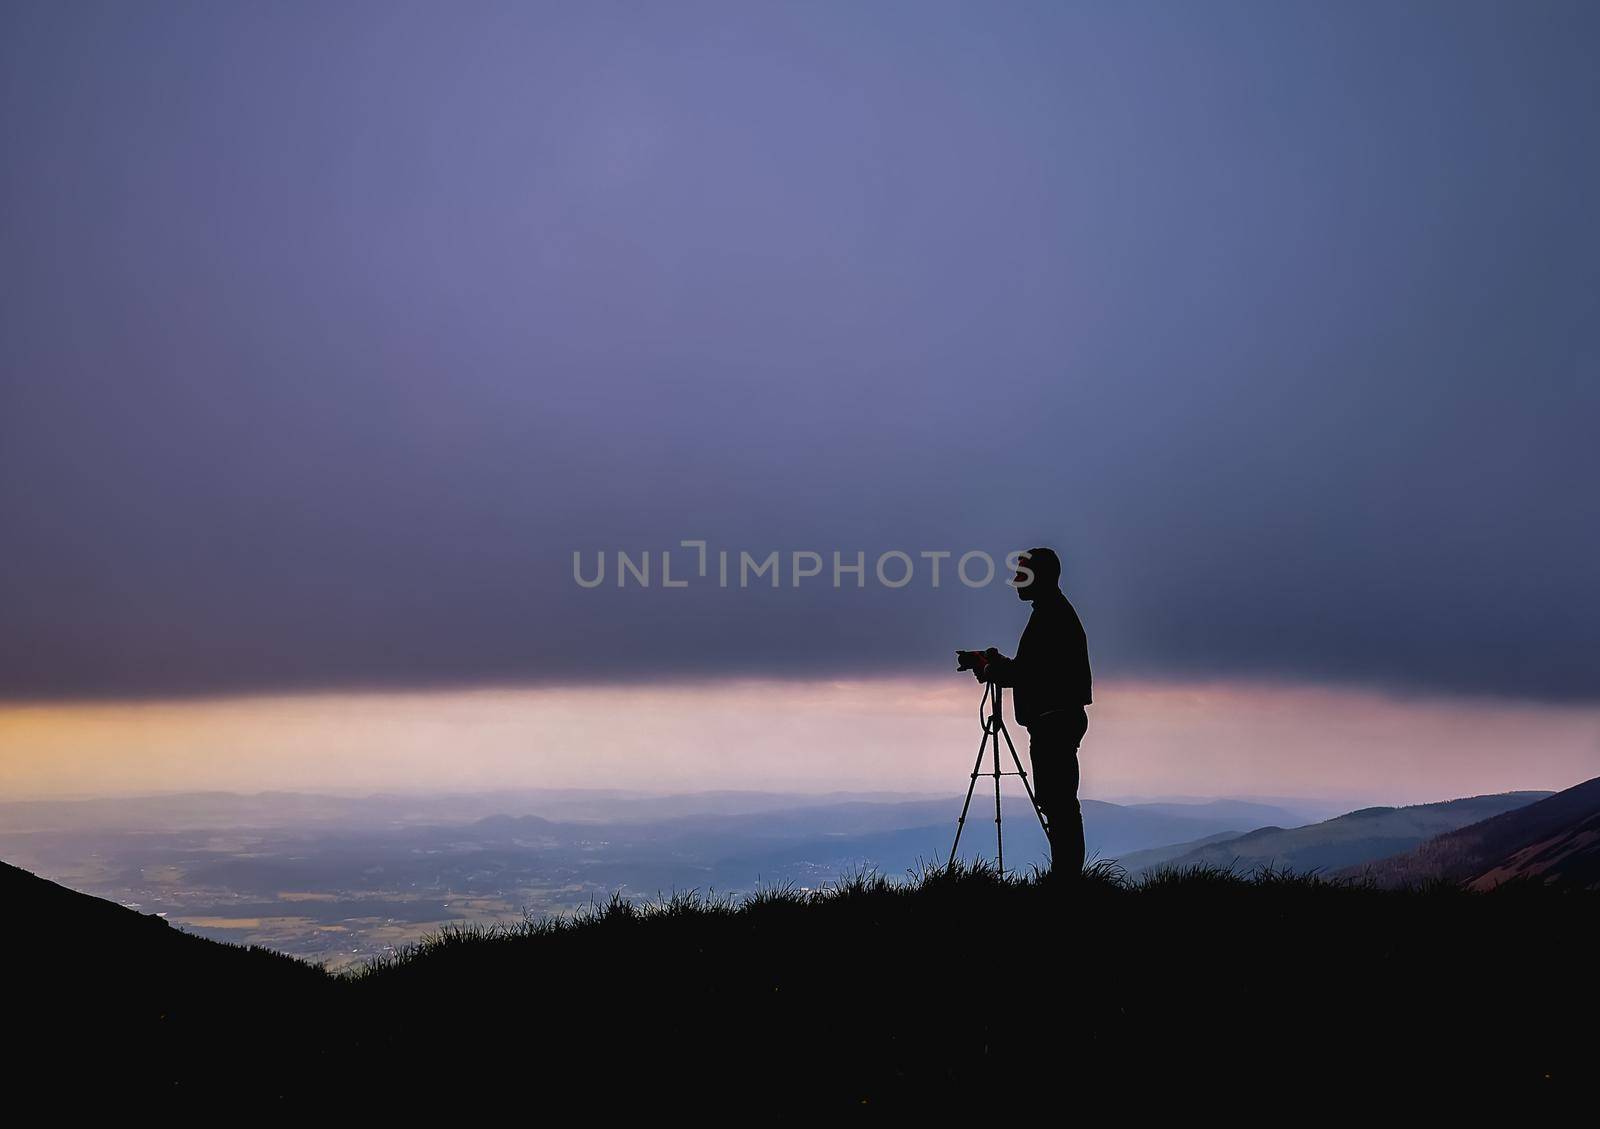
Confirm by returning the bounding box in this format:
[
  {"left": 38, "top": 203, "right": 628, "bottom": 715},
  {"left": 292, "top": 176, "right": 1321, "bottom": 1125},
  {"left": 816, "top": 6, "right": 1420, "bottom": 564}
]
[{"left": 1012, "top": 546, "right": 1061, "bottom": 601}]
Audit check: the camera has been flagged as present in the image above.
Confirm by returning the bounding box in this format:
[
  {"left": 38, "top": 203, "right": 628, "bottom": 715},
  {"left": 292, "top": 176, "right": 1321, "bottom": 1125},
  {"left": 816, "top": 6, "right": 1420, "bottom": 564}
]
[{"left": 955, "top": 649, "right": 989, "bottom": 675}]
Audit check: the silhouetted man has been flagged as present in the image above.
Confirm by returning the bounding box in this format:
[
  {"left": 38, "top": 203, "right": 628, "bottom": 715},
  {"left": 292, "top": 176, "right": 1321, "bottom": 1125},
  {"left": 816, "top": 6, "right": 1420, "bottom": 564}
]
[{"left": 976, "top": 547, "right": 1092, "bottom": 880}]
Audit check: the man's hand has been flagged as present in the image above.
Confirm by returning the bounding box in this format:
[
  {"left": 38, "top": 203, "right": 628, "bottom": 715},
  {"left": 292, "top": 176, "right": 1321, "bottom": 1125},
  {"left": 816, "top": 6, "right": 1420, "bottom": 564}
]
[{"left": 980, "top": 647, "right": 1013, "bottom": 686}]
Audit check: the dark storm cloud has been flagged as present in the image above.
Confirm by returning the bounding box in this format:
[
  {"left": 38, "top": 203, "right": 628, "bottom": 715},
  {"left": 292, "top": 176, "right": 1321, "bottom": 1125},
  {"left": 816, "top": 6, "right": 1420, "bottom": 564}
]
[{"left": 2, "top": 2, "right": 1596, "bottom": 702}]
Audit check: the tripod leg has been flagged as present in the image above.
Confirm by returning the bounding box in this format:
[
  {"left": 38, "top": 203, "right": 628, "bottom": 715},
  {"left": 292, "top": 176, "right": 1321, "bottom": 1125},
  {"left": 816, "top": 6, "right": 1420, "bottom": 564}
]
[
  {"left": 947, "top": 727, "right": 992, "bottom": 867},
  {"left": 992, "top": 713, "right": 1004, "bottom": 877},
  {"left": 998, "top": 720, "right": 1049, "bottom": 837}
]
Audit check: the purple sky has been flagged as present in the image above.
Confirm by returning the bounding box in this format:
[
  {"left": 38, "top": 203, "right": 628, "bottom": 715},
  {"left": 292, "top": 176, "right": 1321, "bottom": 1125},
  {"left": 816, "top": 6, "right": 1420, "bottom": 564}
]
[{"left": 3, "top": 1, "right": 1597, "bottom": 705}]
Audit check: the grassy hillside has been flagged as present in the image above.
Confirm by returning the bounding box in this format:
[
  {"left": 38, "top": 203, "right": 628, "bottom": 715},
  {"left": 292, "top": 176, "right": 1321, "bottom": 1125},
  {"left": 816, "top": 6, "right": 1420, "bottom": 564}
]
[
  {"left": 1114, "top": 790, "right": 1550, "bottom": 875},
  {"left": 9, "top": 856, "right": 1594, "bottom": 1107},
  {"left": 1347, "top": 775, "right": 1600, "bottom": 890}
]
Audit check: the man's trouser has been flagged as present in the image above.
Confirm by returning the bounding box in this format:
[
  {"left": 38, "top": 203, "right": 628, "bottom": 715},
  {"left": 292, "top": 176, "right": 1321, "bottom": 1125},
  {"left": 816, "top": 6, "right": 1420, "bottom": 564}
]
[{"left": 1027, "top": 707, "right": 1089, "bottom": 879}]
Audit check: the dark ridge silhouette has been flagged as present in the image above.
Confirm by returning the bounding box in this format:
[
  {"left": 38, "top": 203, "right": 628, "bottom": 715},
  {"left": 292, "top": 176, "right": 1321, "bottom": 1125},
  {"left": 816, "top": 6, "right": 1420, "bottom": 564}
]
[
  {"left": 1343, "top": 775, "right": 1600, "bottom": 890},
  {"left": 7, "top": 856, "right": 1597, "bottom": 1108},
  {"left": 0, "top": 859, "right": 320, "bottom": 986},
  {"left": 1116, "top": 790, "right": 1551, "bottom": 874},
  {"left": 2, "top": 858, "right": 336, "bottom": 1102}
]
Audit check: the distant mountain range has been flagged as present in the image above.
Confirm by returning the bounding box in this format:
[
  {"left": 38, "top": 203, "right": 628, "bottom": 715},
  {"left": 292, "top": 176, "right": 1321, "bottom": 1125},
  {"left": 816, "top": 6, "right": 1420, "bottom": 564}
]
[
  {"left": 1339, "top": 775, "right": 1600, "bottom": 890},
  {"left": 1114, "top": 791, "right": 1552, "bottom": 876}
]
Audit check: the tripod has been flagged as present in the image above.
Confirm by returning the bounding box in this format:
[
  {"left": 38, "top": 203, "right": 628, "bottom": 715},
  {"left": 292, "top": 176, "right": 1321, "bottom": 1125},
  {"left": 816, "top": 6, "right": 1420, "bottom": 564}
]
[{"left": 948, "top": 680, "right": 1049, "bottom": 875}]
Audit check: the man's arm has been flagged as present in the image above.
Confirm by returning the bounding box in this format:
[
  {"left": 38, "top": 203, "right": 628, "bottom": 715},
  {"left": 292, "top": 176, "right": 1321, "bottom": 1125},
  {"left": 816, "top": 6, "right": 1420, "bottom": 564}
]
[{"left": 985, "top": 606, "right": 1054, "bottom": 687}]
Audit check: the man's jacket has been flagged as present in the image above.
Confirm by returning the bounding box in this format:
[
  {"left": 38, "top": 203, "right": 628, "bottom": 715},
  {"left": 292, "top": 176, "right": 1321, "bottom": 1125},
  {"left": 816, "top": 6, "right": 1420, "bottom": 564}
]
[{"left": 984, "top": 589, "right": 1092, "bottom": 728}]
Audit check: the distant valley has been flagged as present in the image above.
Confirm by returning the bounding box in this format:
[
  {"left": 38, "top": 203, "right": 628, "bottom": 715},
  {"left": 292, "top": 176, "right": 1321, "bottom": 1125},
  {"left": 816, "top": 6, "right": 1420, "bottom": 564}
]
[
  {"left": 0, "top": 788, "right": 1312, "bottom": 966},
  {"left": 8, "top": 782, "right": 1592, "bottom": 968}
]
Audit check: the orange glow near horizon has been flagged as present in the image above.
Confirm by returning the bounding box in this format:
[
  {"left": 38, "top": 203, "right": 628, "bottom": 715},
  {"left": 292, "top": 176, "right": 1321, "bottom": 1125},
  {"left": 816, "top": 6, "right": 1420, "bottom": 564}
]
[{"left": 1, "top": 677, "right": 1597, "bottom": 805}]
